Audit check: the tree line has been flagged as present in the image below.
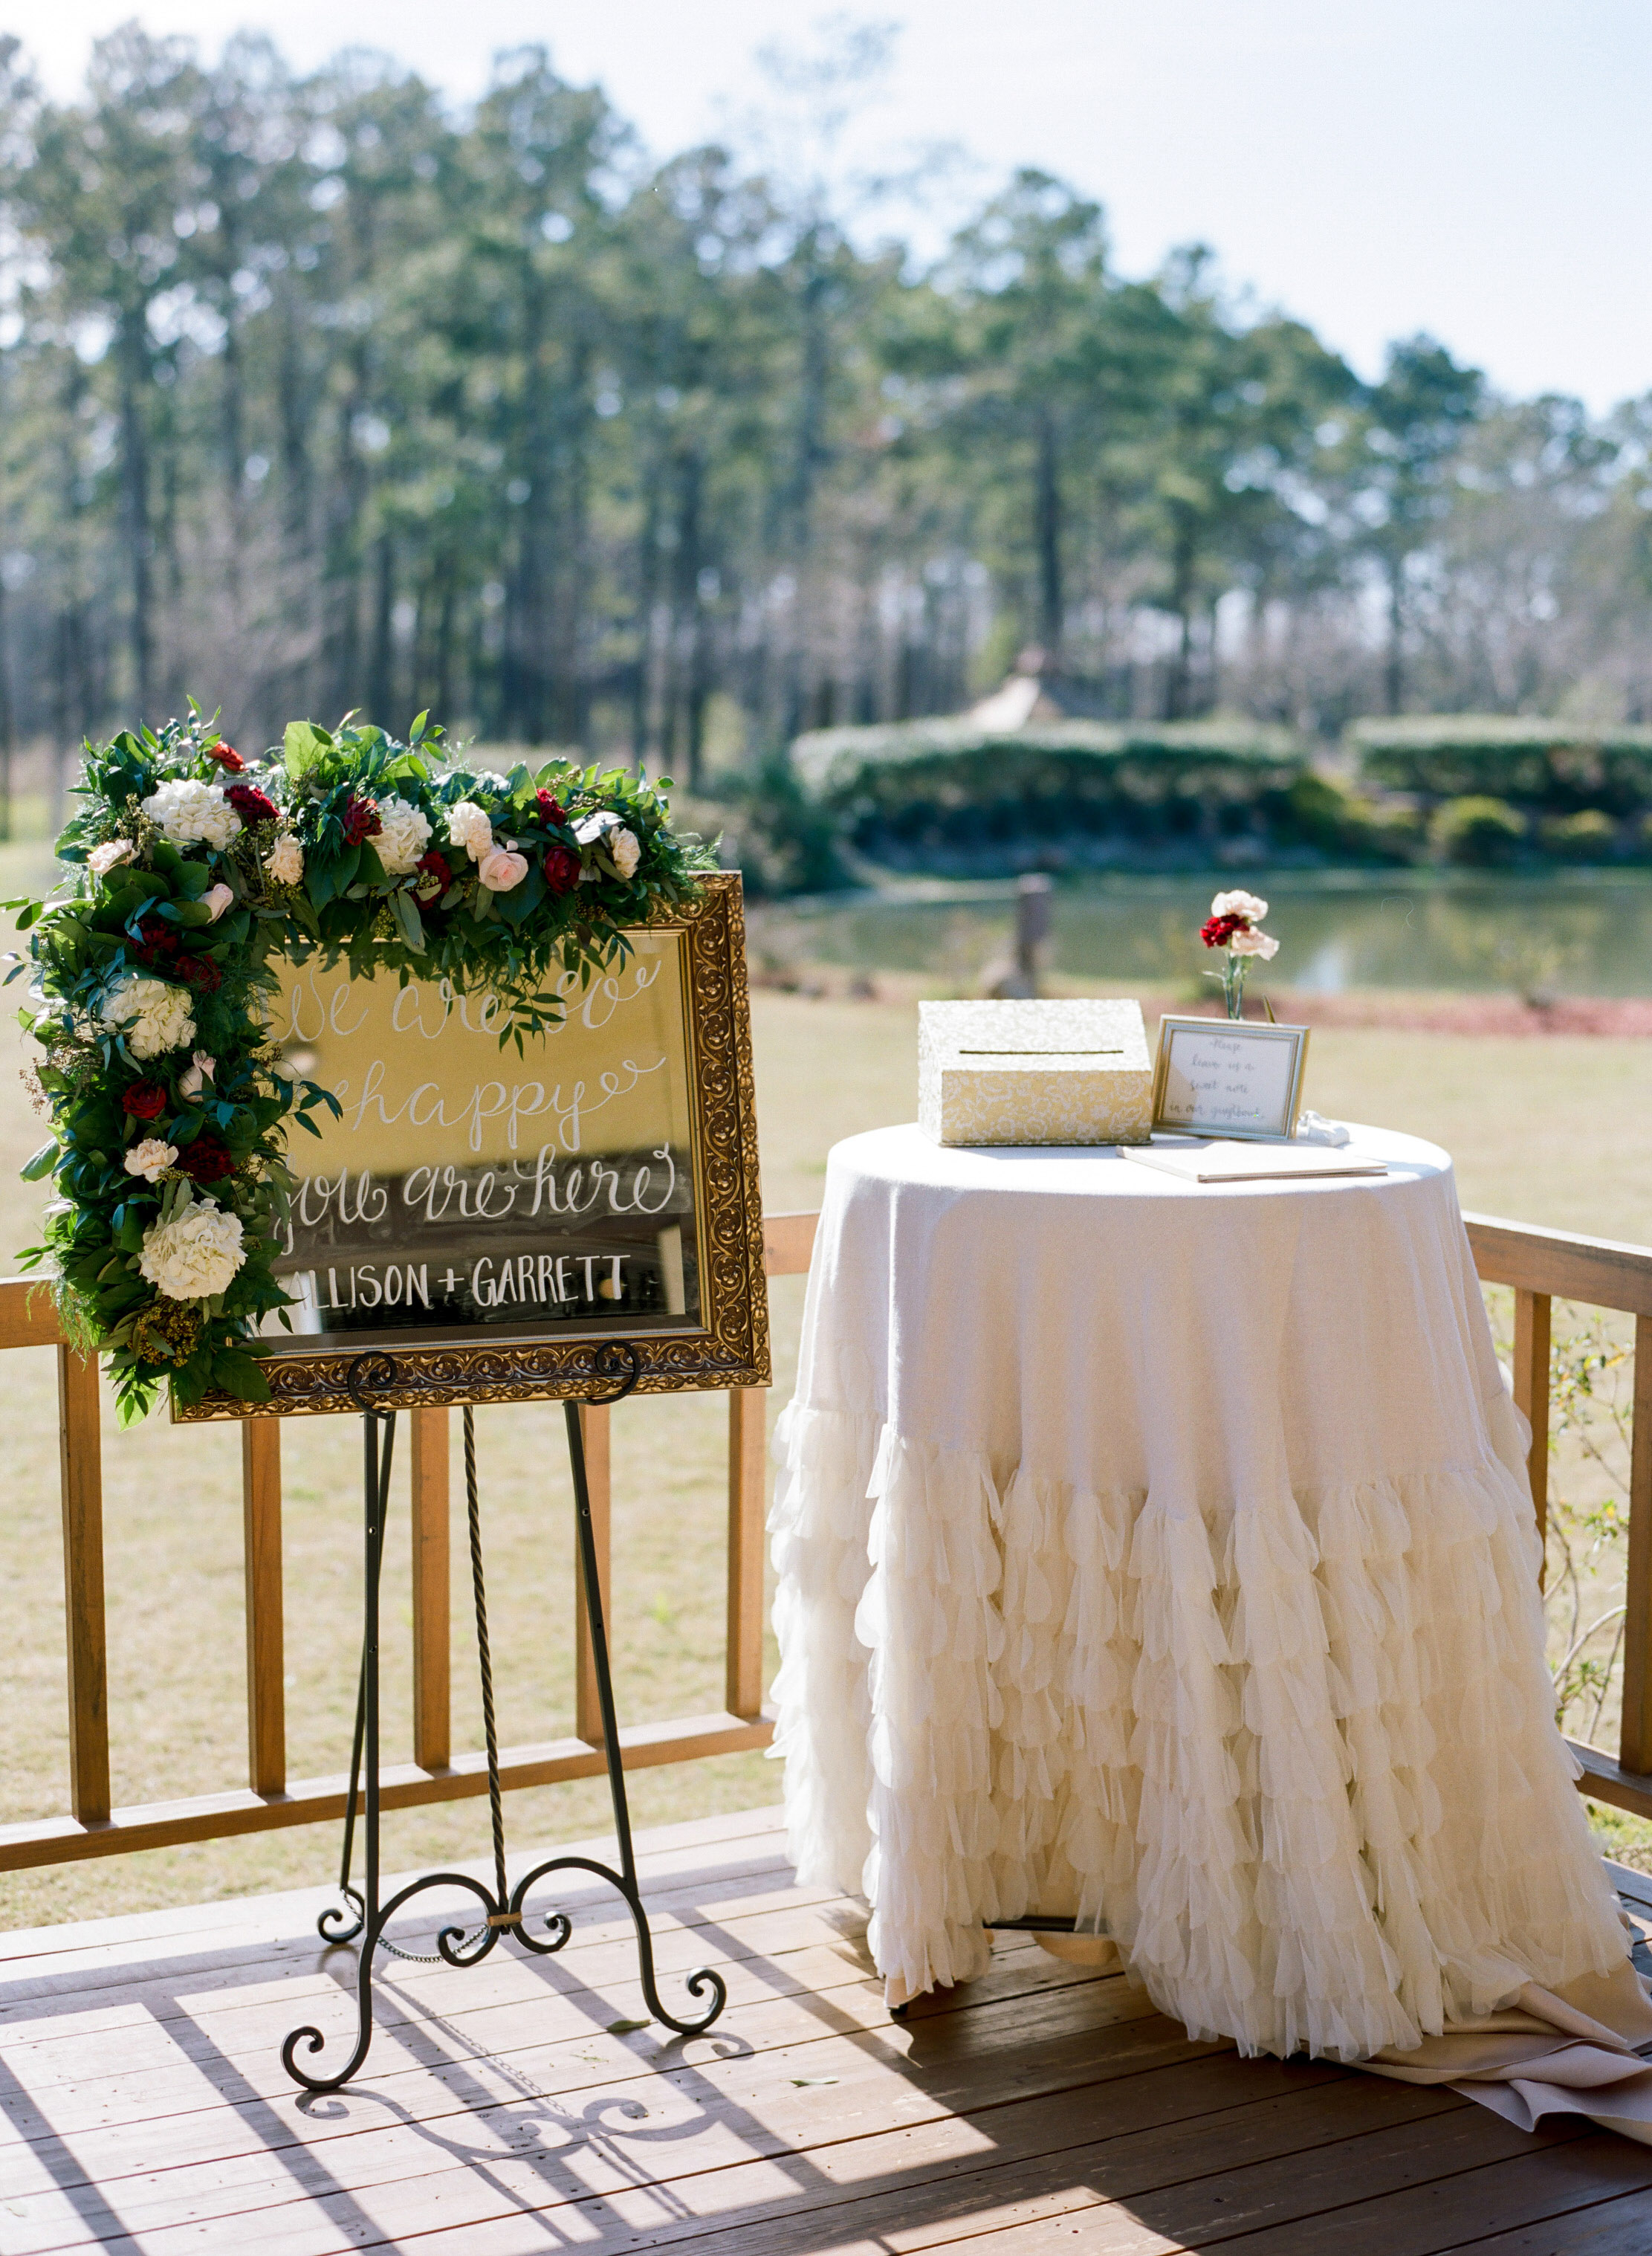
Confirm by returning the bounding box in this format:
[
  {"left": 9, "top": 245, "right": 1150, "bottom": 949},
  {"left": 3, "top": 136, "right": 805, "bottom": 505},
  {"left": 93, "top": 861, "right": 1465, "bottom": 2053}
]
[{"left": 0, "top": 23, "right": 1648, "bottom": 810}]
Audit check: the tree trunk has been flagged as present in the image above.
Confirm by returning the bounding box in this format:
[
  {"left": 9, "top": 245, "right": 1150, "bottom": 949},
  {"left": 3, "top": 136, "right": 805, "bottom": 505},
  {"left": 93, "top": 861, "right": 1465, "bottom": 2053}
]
[
  {"left": 677, "top": 449, "right": 705, "bottom": 792},
  {"left": 1035, "top": 407, "right": 1063, "bottom": 660},
  {"left": 1164, "top": 510, "right": 1197, "bottom": 720},
  {"left": 117, "top": 311, "right": 152, "bottom": 717},
  {"left": 368, "top": 531, "right": 395, "bottom": 723},
  {"left": 1384, "top": 555, "right": 1405, "bottom": 714}
]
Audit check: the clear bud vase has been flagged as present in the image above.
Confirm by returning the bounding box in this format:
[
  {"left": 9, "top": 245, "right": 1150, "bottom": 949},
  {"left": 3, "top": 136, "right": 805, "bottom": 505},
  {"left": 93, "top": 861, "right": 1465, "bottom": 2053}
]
[{"left": 1204, "top": 954, "right": 1249, "bottom": 1020}]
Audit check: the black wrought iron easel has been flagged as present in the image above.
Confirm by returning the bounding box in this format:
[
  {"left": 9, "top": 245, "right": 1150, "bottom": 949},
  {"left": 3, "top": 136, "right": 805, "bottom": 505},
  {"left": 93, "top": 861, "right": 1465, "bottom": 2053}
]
[{"left": 281, "top": 1341, "right": 727, "bottom": 2095}]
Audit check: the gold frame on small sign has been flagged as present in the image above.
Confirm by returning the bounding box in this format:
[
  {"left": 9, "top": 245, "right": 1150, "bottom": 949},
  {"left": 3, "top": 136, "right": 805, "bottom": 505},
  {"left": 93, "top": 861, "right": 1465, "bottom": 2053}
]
[
  {"left": 1150, "top": 1015, "right": 1311, "bottom": 1143},
  {"left": 177, "top": 872, "right": 770, "bottom": 1420}
]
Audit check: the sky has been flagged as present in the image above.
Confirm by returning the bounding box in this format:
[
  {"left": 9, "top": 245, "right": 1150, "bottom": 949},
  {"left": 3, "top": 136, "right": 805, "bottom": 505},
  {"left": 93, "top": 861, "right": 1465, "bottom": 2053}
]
[{"left": 15, "top": 0, "right": 1652, "bottom": 415}]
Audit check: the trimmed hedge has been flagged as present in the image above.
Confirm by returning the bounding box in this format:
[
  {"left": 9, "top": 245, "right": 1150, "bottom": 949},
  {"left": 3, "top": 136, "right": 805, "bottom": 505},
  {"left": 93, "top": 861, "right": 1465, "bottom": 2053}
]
[
  {"left": 791, "top": 720, "right": 1308, "bottom": 870},
  {"left": 1350, "top": 717, "right": 1652, "bottom": 814}
]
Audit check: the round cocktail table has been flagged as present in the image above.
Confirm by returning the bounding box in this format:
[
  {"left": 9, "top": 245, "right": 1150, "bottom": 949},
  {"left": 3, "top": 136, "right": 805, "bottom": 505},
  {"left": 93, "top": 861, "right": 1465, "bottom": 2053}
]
[{"left": 769, "top": 1122, "right": 1627, "bottom": 2058}]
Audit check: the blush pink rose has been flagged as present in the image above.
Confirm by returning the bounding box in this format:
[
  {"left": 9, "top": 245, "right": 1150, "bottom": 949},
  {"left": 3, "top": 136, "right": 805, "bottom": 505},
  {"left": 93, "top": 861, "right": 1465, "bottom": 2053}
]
[{"left": 476, "top": 843, "right": 529, "bottom": 893}]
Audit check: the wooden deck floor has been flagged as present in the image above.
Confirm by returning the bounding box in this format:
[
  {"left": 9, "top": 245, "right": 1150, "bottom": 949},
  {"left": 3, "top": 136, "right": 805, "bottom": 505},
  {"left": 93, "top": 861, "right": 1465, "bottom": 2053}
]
[{"left": 1, "top": 1807, "right": 1651, "bottom": 2255}]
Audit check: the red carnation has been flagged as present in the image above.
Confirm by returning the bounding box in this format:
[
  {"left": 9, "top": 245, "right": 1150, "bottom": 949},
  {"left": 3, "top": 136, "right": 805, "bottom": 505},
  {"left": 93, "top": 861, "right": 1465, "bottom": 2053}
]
[
  {"left": 1199, "top": 913, "right": 1248, "bottom": 949},
  {"left": 536, "top": 789, "right": 567, "bottom": 827},
  {"left": 207, "top": 741, "right": 245, "bottom": 772},
  {"left": 543, "top": 844, "right": 580, "bottom": 895},
  {"left": 342, "top": 795, "right": 382, "bottom": 847},
  {"left": 177, "top": 1128, "right": 235, "bottom": 1183},
  {"left": 227, "top": 782, "right": 279, "bottom": 826},
  {"left": 133, "top": 917, "right": 183, "bottom": 972},
  {"left": 175, "top": 952, "right": 223, "bottom": 993},
  {"left": 123, "top": 1082, "right": 168, "bottom": 1120}
]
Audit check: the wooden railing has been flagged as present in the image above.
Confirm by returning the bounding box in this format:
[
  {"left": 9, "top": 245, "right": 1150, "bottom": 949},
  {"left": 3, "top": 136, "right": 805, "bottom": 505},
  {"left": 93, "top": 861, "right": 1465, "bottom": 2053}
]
[
  {"left": 0, "top": 1208, "right": 822, "bottom": 1875},
  {"left": 7, "top": 1201, "right": 1651, "bottom": 1875},
  {"left": 1462, "top": 1212, "right": 1652, "bottom": 1820}
]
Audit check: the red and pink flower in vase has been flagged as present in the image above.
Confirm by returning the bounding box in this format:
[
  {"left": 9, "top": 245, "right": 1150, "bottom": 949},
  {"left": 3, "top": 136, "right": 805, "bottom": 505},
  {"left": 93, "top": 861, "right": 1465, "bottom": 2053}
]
[{"left": 1199, "top": 890, "right": 1279, "bottom": 1019}]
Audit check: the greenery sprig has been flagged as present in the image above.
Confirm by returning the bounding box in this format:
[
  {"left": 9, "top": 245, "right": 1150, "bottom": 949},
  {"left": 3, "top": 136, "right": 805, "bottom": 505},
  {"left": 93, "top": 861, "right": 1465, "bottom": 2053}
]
[{"left": 12, "top": 707, "right": 713, "bottom": 1426}]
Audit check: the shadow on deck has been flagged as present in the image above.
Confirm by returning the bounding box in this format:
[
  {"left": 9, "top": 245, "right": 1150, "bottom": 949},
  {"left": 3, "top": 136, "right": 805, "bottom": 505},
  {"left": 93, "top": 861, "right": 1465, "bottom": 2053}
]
[{"left": 1, "top": 1806, "right": 1650, "bottom": 2254}]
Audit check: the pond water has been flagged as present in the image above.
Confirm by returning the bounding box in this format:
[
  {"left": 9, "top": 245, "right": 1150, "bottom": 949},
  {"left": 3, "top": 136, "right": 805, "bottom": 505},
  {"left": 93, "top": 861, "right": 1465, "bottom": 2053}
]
[{"left": 761, "top": 871, "right": 1652, "bottom": 997}]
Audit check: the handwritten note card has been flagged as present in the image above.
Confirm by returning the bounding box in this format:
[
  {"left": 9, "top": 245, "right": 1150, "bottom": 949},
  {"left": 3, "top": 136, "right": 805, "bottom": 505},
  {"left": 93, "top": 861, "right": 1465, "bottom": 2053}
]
[{"left": 1156, "top": 1024, "right": 1303, "bottom": 1140}]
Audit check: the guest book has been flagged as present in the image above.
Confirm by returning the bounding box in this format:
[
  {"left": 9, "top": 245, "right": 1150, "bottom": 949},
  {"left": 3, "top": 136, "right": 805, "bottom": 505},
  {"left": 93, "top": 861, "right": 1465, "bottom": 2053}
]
[{"left": 918, "top": 998, "right": 1153, "bottom": 1146}]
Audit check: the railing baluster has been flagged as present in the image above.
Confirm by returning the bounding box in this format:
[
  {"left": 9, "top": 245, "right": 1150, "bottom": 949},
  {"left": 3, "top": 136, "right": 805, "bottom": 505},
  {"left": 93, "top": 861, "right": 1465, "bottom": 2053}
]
[
  {"left": 57, "top": 1345, "right": 109, "bottom": 1826},
  {"left": 727, "top": 1389, "right": 767, "bottom": 1719},
  {"left": 241, "top": 1419, "right": 285, "bottom": 1797},
  {"left": 409, "top": 1407, "right": 451, "bottom": 1771},
  {"left": 1619, "top": 1314, "right": 1652, "bottom": 1777},
  {"left": 574, "top": 1402, "right": 612, "bottom": 1745},
  {"left": 1512, "top": 1287, "right": 1552, "bottom": 1570}
]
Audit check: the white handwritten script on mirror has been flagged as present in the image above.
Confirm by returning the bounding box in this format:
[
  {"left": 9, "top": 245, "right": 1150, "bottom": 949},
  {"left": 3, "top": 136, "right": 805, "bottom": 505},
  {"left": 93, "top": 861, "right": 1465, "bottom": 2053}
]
[
  {"left": 262, "top": 934, "right": 699, "bottom": 1353},
  {"left": 1156, "top": 1021, "right": 1306, "bottom": 1140}
]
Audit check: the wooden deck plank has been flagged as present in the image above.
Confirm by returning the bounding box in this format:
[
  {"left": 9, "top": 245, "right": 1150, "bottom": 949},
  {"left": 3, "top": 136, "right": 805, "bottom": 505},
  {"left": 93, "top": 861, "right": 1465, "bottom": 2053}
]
[
  {"left": 0, "top": 1987, "right": 1203, "bottom": 2206},
  {"left": 2, "top": 1811, "right": 1649, "bottom": 2256},
  {"left": 0, "top": 1919, "right": 1104, "bottom": 2123},
  {"left": 3, "top": 2011, "right": 1272, "bottom": 2254},
  {"left": 0, "top": 1863, "right": 854, "bottom": 2076},
  {"left": 1442, "top": 2189, "right": 1652, "bottom": 2252},
  {"left": 0, "top": 1806, "right": 792, "bottom": 1992}
]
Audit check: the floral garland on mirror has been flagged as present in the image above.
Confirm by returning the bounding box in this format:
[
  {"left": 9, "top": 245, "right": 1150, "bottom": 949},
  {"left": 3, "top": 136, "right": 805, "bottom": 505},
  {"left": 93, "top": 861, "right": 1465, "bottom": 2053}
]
[{"left": 10, "top": 708, "right": 715, "bottom": 1425}]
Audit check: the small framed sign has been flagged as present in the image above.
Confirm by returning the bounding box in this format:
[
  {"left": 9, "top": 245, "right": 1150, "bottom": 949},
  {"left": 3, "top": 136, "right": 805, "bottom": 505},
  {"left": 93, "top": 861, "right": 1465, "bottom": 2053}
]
[
  {"left": 177, "top": 874, "right": 768, "bottom": 1419},
  {"left": 1150, "top": 1015, "right": 1310, "bottom": 1142}
]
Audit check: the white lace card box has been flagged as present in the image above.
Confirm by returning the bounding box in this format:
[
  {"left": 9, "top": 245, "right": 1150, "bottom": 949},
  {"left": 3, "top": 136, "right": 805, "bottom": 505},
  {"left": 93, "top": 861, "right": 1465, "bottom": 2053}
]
[{"left": 918, "top": 998, "right": 1153, "bottom": 1146}]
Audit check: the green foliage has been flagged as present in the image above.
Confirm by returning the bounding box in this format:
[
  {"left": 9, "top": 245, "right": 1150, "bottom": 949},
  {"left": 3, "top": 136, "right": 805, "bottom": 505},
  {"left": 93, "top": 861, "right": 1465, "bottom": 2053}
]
[
  {"left": 15, "top": 710, "right": 712, "bottom": 1423},
  {"left": 1538, "top": 809, "right": 1619, "bottom": 862},
  {"left": 1353, "top": 719, "right": 1652, "bottom": 815},
  {"left": 714, "top": 756, "right": 848, "bottom": 899},
  {"left": 791, "top": 719, "right": 1306, "bottom": 872},
  {"left": 1274, "top": 772, "right": 1420, "bottom": 863},
  {"left": 1427, "top": 795, "right": 1526, "bottom": 867}
]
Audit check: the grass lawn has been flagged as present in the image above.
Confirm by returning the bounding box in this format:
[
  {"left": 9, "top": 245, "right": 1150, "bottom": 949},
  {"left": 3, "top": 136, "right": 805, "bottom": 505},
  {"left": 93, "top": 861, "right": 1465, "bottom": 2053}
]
[{"left": 0, "top": 887, "right": 1648, "bottom": 1924}]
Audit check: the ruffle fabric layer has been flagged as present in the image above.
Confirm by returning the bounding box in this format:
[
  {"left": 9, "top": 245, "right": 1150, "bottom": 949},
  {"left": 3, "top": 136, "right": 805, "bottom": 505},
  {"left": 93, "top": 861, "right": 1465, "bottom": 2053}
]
[{"left": 768, "top": 1400, "right": 1628, "bottom": 2061}]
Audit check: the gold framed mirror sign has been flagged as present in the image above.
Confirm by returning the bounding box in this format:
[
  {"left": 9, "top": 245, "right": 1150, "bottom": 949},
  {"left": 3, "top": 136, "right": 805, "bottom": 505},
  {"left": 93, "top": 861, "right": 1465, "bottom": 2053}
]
[{"left": 176, "top": 873, "right": 768, "bottom": 1419}]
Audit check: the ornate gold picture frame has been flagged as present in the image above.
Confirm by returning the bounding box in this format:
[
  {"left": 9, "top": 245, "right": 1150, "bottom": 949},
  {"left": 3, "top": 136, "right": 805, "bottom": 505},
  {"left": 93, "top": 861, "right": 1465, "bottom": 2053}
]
[{"left": 178, "top": 873, "right": 768, "bottom": 1419}]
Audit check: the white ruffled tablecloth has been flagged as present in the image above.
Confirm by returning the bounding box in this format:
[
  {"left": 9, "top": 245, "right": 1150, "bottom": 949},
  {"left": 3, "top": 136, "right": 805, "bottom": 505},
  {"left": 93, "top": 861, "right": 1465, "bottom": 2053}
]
[{"left": 770, "top": 1122, "right": 1652, "bottom": 2122}]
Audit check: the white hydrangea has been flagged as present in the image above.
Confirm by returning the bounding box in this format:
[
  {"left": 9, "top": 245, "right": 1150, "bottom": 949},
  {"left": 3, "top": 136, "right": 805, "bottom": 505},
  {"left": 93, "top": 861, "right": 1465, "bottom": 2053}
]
[
  {"left": 375, "top": 796, "right": 433, "bottom": 876},
  {"left": 265, "top": 833, "right": 304, "bottom": 885},
  {"left": 446, "top": 800, "right": 493, "bottom": 862},
  {"left": 123, "top": 1139, "right": 178, "bottom": 1183},
  {"left": 138, "top": 1198, "right": 245, "bottom": 1301},
  {"left": 100, "top": 975, "right": 197, "bottom": 1061},
  {"left": 609, "top": 826, "right": 640, "bottom": 879},
  {"left": 140, "top": 778, "right": 243, "bottom": 851},
  {"left": 89, "top": 839, "right": 136, "bottom": 879}
]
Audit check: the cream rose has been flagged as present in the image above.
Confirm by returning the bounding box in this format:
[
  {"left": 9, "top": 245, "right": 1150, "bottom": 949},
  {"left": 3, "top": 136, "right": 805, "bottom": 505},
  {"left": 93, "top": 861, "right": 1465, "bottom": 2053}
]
[
  {"left": 202, "top": 883, "right": 235, "bottom": 922},
  {"left": 265, "top": 833, "right": 304, "bottom": 886},
  {"left": 123, "top": 1139, "right": 178, "bottom": 1183},
  {"left": 100, "top": 975, "right": 197, "bottom": 1062},
  {"left": 140, "top": 778, "right": 243, "bottom": 851},
  {"left": 89, "top": 839, "right": 136, "bottom": 879},
  {"left": 447, "top": 800, "right": 493, "bottom": 863},
  {"left": 138, "top": 1198, "right": 245, "bottom": 1301},
  {"left": 609, "top": 826, "right": 640, "bottom": 879},
  {"left": 477, "top": 842, "right": 529, "bottom": 892}
]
